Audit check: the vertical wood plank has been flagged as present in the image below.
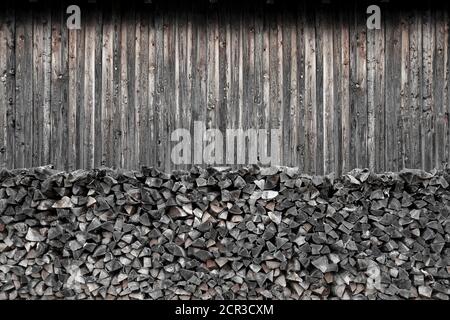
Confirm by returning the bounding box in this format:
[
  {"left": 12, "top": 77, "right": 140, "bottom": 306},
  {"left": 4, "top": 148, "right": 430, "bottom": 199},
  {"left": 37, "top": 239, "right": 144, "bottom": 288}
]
[
  {"left": 409, "top": 10, "right": 422, "bottom": 169},
  {"left": 296, "top": 2, "right": 306, "bottom": 172},
  {"left": 15, "top": 8, "right": 33, "bottom": 168},
  {"left": 74, "top": 5, "right": 84, "bottom": 168},
  {"left": 137, "top": 2, "right": 149, "bottom": 169},
  {"left": 67, "top": 10, "right": 78, "bottom": 170},
  {"left": 322, "top": 5, "right": 334, "bottom": 173},
  {"left": 315, "top": 6, "right": 324, "bottom": 175},
  {"left": 332, "top": 5, "right": 342, "bottom": 175},
  {"left": 422, "top": 9, "right": 435, "bottom": 171},
  {"left": 304, "top": 4, "right": 316, "bottom": 174},
  {"left": 340, "top": 8, "right": 351, "bottom": 174},
  {"left": 206, "top": 5, "right": 220, "bottom": 164},
  {"left": 434, "top": 9, "right": 448, "bottom": 168},
  {"left": 385, "top": 8, "right": 402, "bottom": 171},
  {"left": 111, "top": 2, "right": 121, "bottom": 169},
  {"left": 400, "top": 12, "right": 410, "bottom": 169},
  {"left": 101, "top": 3, "right": 114, "bottom": 167},
  {"left": 374, "top": 9, "right": 386, "bottom": 172},
  {"left": 281, "top": 6, "right": 291, "bottom": 166},
  {"left": 218, "top": 5, "right": 229, "bottom": 167},
  {"left": 126, "top": 3, "right": 136, "bottom": 168},
  {"left": 355, "top": 4, "right": 367, "bottom": 169},
  {"left": 261, "top": 7, "right": 270, "bottom": 167},
  {"left": 119, "top": 5, "right": 129, "bottom": 168},
  {"left": 50, "top": 5, "right": 60, "bottom": 168},
  {"left": 0, "top": 7, "right": 15, "bottom": 168}
]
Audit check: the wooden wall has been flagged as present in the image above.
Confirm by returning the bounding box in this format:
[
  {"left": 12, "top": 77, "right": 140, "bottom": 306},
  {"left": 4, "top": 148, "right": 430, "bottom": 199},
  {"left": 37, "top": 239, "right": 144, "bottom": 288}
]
[{"left": 0, "top": 0, "right": 449, "bottom": 174}]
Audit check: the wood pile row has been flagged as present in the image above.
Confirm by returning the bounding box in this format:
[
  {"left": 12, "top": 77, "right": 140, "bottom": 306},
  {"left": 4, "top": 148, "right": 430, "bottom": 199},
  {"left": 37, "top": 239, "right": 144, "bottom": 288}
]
[{"left": 0, "top": 165, "right": 449, "bottom": 299}]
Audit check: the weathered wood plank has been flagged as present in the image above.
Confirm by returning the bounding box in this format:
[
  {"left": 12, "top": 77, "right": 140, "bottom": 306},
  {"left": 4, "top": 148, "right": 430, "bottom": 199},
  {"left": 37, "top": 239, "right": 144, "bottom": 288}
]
[
  {"left": 340, "top": 8, "right": 351, "bottom": 174},
  {"left": 304, "top": 4, "right": 316, "bottom": 174},
  {"left": 315, "top": 6, "right": 324, "bottom": 175},
  {"left": 111, "top": 1, "right": 122, "bottom": 169},
  {"left": 0, "top": 7, "right": 15, "bottom": 168},
  {"left": 67, "top": 23, "right": 77, "bottom": 171},
  {"left": 126, "top": 3, "right": 136, "bottom": 169},
  {"left": 137, "top": 2, "right": 149, "bottom": 168},
  {"left": 101, "top": 4, "right": 114, "bottom": 167},
  {"left": 281, "top": 6, "right": 292, "bottom": 167},
  {"left": 355, "top": 4, "right": 367, "bottom": 169},
  {"left": 374, "top": 8, "right": 386, "bottom": 172},
  {"left": 409, "top": 10, "right": 422, "bottom": 169},
  {"left": 385, "top": 8, "right": 402, "bottom": 171},
  {"left": 434, "top": 9, "right": 448, "bottom": 168},
  {"left": 322, "top": 5, "right": 334, "bottom": 174},
  {"left": 15, "top": 9, "right": 33, "bottom": 168},
  {"left": 422, "top": 9, "right": 435, "bottom": 171},
  {"left": 296, "top": 2, "right": 306, "bottom": 172},
  {"left": 332, "top": 4, "right": 342, "bottom": 175},
  {"left": 400, "top": 12, "right": 410, "bottom": 169}
]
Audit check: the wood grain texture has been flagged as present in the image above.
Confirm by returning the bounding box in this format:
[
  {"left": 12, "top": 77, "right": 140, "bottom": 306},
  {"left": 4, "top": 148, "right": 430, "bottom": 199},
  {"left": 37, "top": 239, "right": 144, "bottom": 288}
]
[{"left": 1, "top": 2, "right": 450, "bottom": 174}]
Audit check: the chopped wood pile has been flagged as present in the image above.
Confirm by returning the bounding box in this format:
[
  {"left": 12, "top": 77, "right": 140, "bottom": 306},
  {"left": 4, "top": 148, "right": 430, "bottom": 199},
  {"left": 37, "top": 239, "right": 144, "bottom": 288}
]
[{"left": 0, "top": 165, "right": 449, "bottom": 299}]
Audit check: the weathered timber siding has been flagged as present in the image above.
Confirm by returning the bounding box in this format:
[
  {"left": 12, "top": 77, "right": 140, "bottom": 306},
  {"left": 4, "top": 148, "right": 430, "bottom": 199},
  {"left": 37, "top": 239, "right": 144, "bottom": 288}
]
[{"left": 0, "top": 0, "right": 449, "bottom": 174}]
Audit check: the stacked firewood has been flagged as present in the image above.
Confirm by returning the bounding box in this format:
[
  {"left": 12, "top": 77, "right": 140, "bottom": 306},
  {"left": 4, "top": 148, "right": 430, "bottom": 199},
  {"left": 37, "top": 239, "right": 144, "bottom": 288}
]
[{"left": 0, "top": 165, "right": 448, "bottom": 299}]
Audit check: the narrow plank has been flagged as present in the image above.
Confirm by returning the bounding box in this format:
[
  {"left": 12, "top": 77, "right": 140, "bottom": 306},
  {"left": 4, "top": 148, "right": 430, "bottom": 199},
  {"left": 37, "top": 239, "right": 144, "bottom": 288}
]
[
  {"left": 83, "top": 6, "right": 97, "bottom": 169},
  {"left": 67, "top": 18, "right": 77, "bottom": 170},
  {"left": 205, "top": 5, "right": 220, "bottom": 165},
  {"left": 163, "top": 6, "right": 175, "bottom": 172},
  {"left": 111, "top": 2, "right": 121, "bottom": 169},
  {"left": 137, "top": 3, "right": 149, "bottom": 169},
  {"left": 32, "top": 7, "right": 44, "bottom": 166},
  {"left": 288, "top": 6, "right": 299, "bottom": 168},
  {"left": 334, "top": 4, "right": 342, "bottom": 172},
  {"left": 340, "top": 8, "right": 351, "bottom": 174},
  {"left": 304, "top": 4, "right": 317, "bottom": 174},
  {"left": 0, "top": 7, "right": 15, "bottom": 168},
  {"left": 332, "top": 4, "right": 342, "bottom": 175},
  {"left": 173, "top": 8, "right": 181, "bottom": 169},
  {"left": 355, "top": 4, "right": 367, "bottom": 170},
  {"left": 126, "top": 3, "right": 136, "bottom": 168},
  {"left": 322, "top": 6, "right": 334, "bottom": 174},
  {"left": 60, "top": 4, "right": 69, "bottom": 170},
  {"left": 146, "top": 6, "right": 156, "bottom": 168},
  {"left": 119, "top": 5, "right": 129, "bottom": 168},
  {"left": 434, "top": 9, "right": 447, "bottom": 168},
  {"left": 92, "top": 6, "right": 102, "bottom": 168},
  {"left": 133, "top": 4, "right": 141, "bottom": 169},
  {"left": 400, "top": 12, "right": 410, "bottom": 169},
  {"left": 218, "top": 4, "right": 229, "bottom": 167},
  {"left": 227, "top": 9, "right": 240, "bottom": 165},
  {"left": 43, "top": 8, "right": 52, "bottom": 166},
  {"left": 296, "top": 2, "right": 306, "bottom": 172},
  {"left": 446, "top": 7, "right": 450, "bottom": 164},
  {"left": 374, "top": 8, "right": 386, "bottom": 172},
  {"left": 409, "top": 10, "right": 422, "bottom": 169},
  {"left": 422, "top": 9, "right": 435, "bottom": 171},
  {"left": 367, "top": 12, "right": 376, "bottom": 171},
  {"left": 75, "top": 5, "right": 85, "bottom": 169},
  {"left": 276, "top": 9, "right": 284, "bottom": 167},
  {"left": 154, "top": 5, "right": 165, "bottom": 169},
  {"left": 281, "top": 5, "right": 292, "bottom": 167},
  {"left": 101, "top": 3, "right": 114, "bottom": 167},
  {"left": 314, "top": 6, "right": 324, "bottom": 174},
  {"left": 261, "top": 7, "right": 270, "bottom": 166},
  {"left": 51, "top": 5, "right": 63, "bottom": 169},
  {"left": 23, "top": 8, "right": 33, "bottom": 168},
  {"left": 15, "top": 8, "right": 33, "bottom": 168},
  {"left": 385, "top": 8, "right": 402, "bottom": 171}
]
